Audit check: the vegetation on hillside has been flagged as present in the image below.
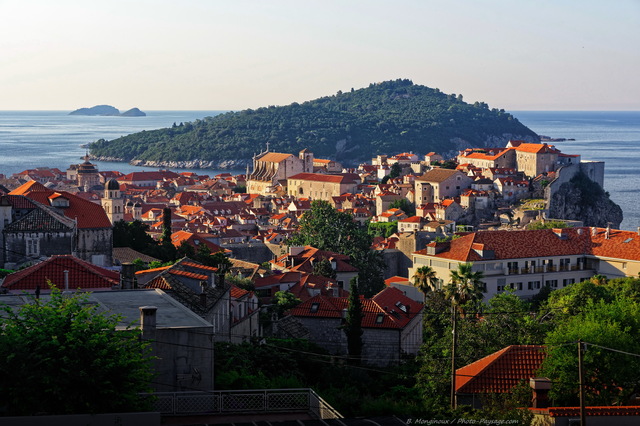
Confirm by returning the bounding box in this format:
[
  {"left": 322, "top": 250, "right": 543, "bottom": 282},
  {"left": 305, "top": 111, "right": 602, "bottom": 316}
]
[{"left": 88, "top": 79, "right": 538, "bottom": 166}]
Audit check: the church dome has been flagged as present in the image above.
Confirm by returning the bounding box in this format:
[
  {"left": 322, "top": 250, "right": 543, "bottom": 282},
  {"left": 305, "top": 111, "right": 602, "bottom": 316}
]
[{"left": 106, "top": 179, "right": 120, "bottom": 190}]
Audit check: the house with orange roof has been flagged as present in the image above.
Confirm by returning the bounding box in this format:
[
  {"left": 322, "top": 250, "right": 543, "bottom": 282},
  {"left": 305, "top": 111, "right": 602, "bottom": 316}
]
[
  {"left": 425, "top": 152, "right": 444, "bottom": 163},
  {"left": 7, "top": 181, "right": 114, "bottom": 266},
  {"left": 229, "top": 284, "right": 260, "bottom": 342},
  {"left": 510, "top": 142, "right": 560, "bottom": 178},
  {"left": 460, "top": 188, "right": 491, "bottom": 210},
  {"left": 494, "top": 177, "right": 530, "bottom": 202},
  {"left": 376, "top": 207, "right": 408, "bottom": 223},
  {"left": 455, "top": 345, "right": 546, "bottom": 408},
  {"left": 170, "top": 230, "right": 229, "bottom": 254},
  {"left": 138, "top": 257, "right": 233, "bottom": 340},
  {"left": 117, "top": 170, "right": 182, "bottom": 188},
  {"left": 287, "top": 286, "right": 423, "bottom": 366},
  {"left": 247, "top": 149, "right": 314, "bottom": 195},
  {"left": 312, "top": 158, "right": 343, "bottom": 173},
  {"left": 397, "top": 216, "right": 424, "bottom": 233},
  {"left": 411, "top": 227, "right": 640, "bottom": 301},
  {"left": 1, "top": 254, "right": 120, "bottom": 293},
  {"left": 457, "top": 147, "right": 516, "bottom": 170},
  {"left": 271, "top": 246, "right": 359, "bottom": 291},
  {"left": 415, "top": 168, "right": 473, "bottom": 204},
  {"left": 286, "top": 172, "right": 360, "bottom": 201}
]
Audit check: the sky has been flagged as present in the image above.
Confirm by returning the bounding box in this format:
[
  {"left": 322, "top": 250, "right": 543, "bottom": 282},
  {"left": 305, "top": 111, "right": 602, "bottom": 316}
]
[{"left": 1, "top": 0, "right": 639, "bottom": 111}]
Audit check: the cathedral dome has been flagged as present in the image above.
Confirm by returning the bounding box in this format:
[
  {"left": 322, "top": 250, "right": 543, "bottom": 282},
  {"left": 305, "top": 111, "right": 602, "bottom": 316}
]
[{"left": 106, "top": 179, "right": 120, "bottom": 190}]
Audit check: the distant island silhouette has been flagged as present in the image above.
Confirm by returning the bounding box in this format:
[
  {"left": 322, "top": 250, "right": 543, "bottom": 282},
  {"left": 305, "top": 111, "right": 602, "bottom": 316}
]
[{"left": 69, "top": 105, "right": 146, "bottom": 117}]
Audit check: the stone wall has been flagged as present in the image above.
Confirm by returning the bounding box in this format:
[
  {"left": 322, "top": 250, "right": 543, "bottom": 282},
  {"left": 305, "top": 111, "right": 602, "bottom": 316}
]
[
  {"left": 295, "top": 316, "right": 403, "bottom": 366},
  {"left": 151, "top": 326, "right": 215, "bottom": 392}
]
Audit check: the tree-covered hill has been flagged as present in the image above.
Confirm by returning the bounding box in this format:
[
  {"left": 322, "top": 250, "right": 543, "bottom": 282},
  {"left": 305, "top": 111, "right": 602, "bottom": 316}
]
[{"left": 88, "top": 79, "right": 538, "bottom": 168}]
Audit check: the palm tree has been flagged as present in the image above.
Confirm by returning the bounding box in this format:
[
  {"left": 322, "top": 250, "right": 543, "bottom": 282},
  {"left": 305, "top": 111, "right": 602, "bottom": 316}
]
[
  {"left": 445, "top": 263, "right": 485, "bottom": 316},
  {"left": 412, "top": 266, "right": 439, "bottom": 298}
]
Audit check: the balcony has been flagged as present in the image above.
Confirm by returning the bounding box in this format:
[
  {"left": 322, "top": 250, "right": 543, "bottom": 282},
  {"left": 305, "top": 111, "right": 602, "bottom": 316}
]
[
  {"left": 144, "top": 388, "right": 342, "bottom": 420},
  {"left": 501, "top": 262, "right": 592, "bottom": 276}
]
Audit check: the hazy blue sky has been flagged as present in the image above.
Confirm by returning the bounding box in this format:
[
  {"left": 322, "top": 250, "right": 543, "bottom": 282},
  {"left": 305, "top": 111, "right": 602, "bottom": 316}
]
[{"left": 2, "top": 0, "right": 639, "bottom": 111}]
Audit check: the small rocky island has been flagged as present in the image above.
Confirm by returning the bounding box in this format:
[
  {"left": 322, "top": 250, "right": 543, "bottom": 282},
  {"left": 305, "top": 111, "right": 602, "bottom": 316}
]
[{"left": 69, "top": 105, "right": 146, "bottom": 117}]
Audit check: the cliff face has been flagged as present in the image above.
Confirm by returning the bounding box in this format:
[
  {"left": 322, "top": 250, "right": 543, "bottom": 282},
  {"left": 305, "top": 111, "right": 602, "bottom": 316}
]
[{"left": 548, "top": 173, "right": 623, "bottom": 228}]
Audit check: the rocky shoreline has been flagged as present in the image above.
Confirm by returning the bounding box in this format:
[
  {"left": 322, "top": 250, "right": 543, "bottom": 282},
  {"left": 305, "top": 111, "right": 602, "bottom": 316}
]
[{"left": 89, "top": 155, "right": 250, "bottom": 170}]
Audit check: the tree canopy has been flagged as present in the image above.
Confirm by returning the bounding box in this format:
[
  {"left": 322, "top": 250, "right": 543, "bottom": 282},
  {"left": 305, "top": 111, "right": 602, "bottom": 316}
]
[
  {"left": 287, "top": 200, "right": 385, "bottom": 296},
  {"left": 88, "top": 79, "right": 538, "bottom": 167},
  {"left": 0, "top": 288, "right": 154, "bottom": 416}
]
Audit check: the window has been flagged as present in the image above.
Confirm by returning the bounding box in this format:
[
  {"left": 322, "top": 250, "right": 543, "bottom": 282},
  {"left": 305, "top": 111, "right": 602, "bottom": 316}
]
[
  {"left": 310, "top": 303, "right": 320, "bottom": 313},
  {"left": 26, "top": 238, "right": 39, "bottom": 257},
  {"left": 375, "top": 313, "right": 384, "bottom": 324}
]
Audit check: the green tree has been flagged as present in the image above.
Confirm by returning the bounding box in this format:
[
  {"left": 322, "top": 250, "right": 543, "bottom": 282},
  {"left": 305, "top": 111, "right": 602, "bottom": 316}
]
[
  {"left": 342, "top": 278, "right": 364, "bottom": 364},
  {"left": 444, "top": 263, "right": 485, "bottom": 315},
  {"left": 312, "top": 258, "right": 337, "bottom": 280},
  {"left": 541, "top": 297, "right": 640, "bottom": 406},
  {"left": 389, "top": 198, "right": 415, "bottom": 217},
  {"left": 161, "top": 207, "right": 172, "bottom": 245},
  {"left": 288, "top": 200, "right": 385, "bottom": 296},
  {"left": 273, "top": 291, "right": 302, "bottom": 318},
  {"left": 389, "top": 162, "right": 402, "bottom": 179},
  {"left": 0, "top": 287, "right": 154, "bottom": 415},
  {"left": 112, "top": 219, "right": 156, "bottom": 252},
  {"left": 412, "top": 266, "right": 439, "bottom": 298}
]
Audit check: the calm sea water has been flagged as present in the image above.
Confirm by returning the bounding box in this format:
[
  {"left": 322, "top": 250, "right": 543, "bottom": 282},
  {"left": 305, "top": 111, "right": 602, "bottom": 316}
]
[
  {"left": 0, "top": 110, "right": 638, "bottom": 230},
  {"left": 512, "top": 111, "right": 640, "bottom": 231},
  {"left": 0, "top": 110, "right": 231, "bottom": 176}
]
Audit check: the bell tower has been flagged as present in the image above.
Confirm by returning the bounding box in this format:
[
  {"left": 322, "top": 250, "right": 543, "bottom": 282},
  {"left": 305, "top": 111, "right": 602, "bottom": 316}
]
[{"left": 101, "top": 179, "right": 124, "bottom": 224}]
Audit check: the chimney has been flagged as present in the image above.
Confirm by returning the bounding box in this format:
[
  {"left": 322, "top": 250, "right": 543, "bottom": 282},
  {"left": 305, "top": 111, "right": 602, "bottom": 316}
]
[
  {"left": 63, "top": 270, "right": 69, "bottom": 291},
  {"left": 530, "top": 377, "right": 552, "bottom": 408},
  {"left": 139, "top": 306, "right": 157, "bottom": 340},
  {"left": 120, "top": 263, "right": 135, "bottom": 289},
  {"left": 605, "top": 223, "right": 611, "bottom": 239}
]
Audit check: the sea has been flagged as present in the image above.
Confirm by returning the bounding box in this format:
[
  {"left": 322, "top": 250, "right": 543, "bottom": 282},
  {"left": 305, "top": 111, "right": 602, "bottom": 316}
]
[{"left": 0, "top": 110, "right": 638, "bottom": 230}]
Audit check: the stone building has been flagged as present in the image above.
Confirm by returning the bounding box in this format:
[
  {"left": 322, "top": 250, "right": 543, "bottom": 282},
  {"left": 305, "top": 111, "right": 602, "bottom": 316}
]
[
  {"left": 286, "top": 173, "right": 360, "bottom": 201},
  {"left": 414, "top": 168, "right": 473, "bottom": 203},
  {"left": 247, "top": 148, "right": 314, "bottom": 195},
  {"left": 101, "top": 179, "right": 124, "bottom": 224},
  {"left": 8, "top": 180, "right": 113, "bottom": 267},
  {"left": 73, "top": 154, "right": 101, "bottom": 190},
  {"left": 288, "top": 287, "right": 423, "bottom": 366}
]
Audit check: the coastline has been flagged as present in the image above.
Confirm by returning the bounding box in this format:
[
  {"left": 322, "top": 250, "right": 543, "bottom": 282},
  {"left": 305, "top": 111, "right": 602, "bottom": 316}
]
[{"left": 89, "top": 155, "right": 250, "bottom": 171}]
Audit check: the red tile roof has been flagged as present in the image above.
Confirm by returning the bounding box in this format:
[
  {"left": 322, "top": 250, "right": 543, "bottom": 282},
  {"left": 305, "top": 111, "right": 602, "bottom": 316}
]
[
  {"left": 456, "top": 345, "right": 546, "bottom": 394},
  {"left": 415, "top": 228, "right": 593, "bottom": 261},
  {"left": 514, "top": 143, "right": 558, "bottom": 154},
  {"left": 290, "top": 286, "right": 422, "bottom": 329},
  {"left": 257, "top": 152, "right": 293, "bottom": 163},
  {"left": 1, "top": 255, "right": 119, "bottom": 291},
  {"left": 9, "top": 181, "right": 111, "bottom": 228},
  {"left": 415, "top": 227, "right": 640, "bottom": 263}
]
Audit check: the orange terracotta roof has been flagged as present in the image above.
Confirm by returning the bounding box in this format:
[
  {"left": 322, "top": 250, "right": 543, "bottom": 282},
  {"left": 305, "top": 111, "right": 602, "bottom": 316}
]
[
  {"left": 257, "top": 152, "right": 293, "bottom": 163},
  {"left": 290, "top": 286, "right": 422, "bottom": 329},
  {"left": 514, "top": 143, "right": 557, "bottom": 154},
  {"left": 230, "top": 285, "right": 250, "bottom": 299},
  {"left": 2, "top": 255, "right": 119, "bottom": 290},
  {"left": 169, "top": 269, "right": 208, "bottom": 281},
  {"left": 456, "top": 345, "right": 546, "bottom": 394},
  {"left": 9, "top": 181, "right": 112, "bottom": 229},
  {"left": 415, "top": 228, "right": 592, "bottom": 261}
]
